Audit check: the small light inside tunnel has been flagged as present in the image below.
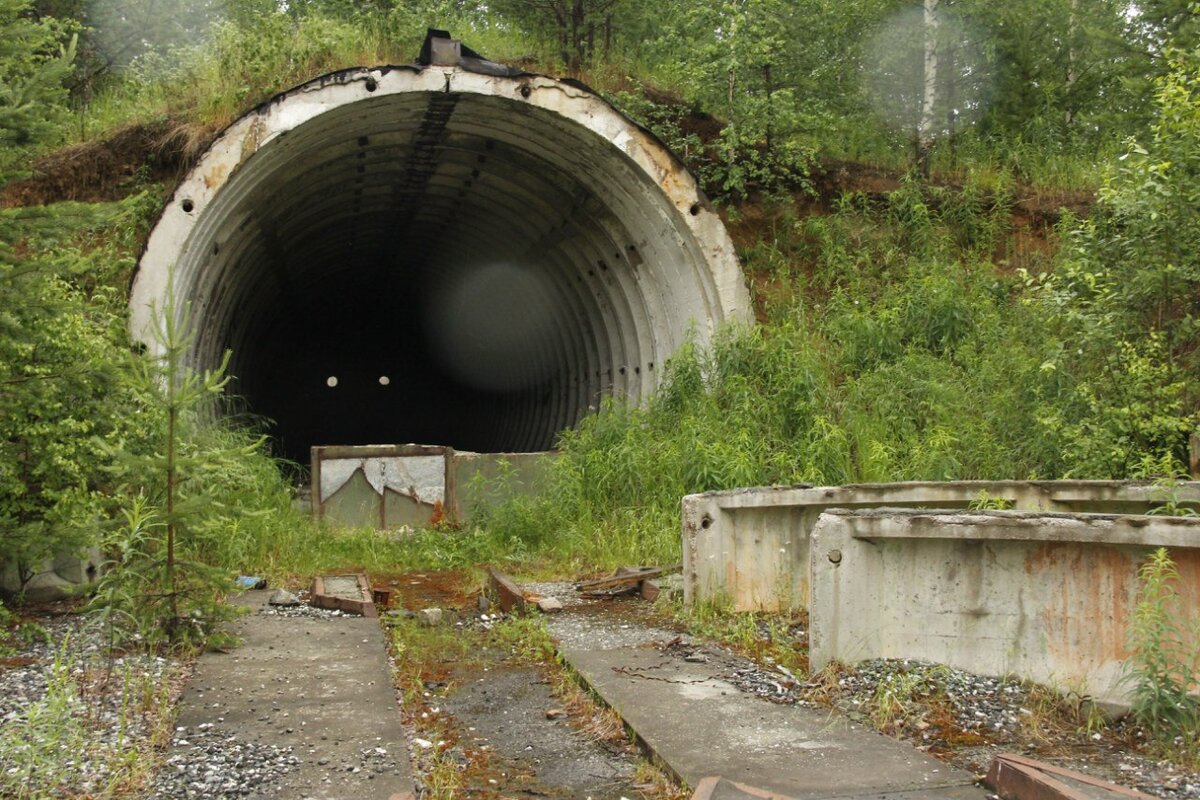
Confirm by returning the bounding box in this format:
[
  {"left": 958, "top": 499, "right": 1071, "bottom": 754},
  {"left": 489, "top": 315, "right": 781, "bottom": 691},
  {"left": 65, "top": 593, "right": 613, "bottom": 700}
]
[
  {"left": 326, "top": 376, "right": 338, "bottom": 388},
  {"left": 378, "top": 375, "right": 390, "bottom": 386}
]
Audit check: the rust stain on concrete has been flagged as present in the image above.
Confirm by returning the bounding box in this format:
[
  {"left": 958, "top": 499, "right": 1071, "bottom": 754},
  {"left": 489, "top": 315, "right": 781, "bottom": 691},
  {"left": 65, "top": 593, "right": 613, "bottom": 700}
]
[
  {"left": 1030, "top": 543, "right": 1134, "bottom": 664},
  {"left": 203, "top": 162, "right": 228, "bottom": 190}
]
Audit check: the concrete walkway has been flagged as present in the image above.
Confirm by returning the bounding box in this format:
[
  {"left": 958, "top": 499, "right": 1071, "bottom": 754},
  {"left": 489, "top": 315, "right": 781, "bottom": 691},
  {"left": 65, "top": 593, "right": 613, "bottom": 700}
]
[
  {"left": 161, "top": 591, "right": 416, "bottom": 800},
  {"left": 549, "top": 610, "right": 988, "bottom": 800}
]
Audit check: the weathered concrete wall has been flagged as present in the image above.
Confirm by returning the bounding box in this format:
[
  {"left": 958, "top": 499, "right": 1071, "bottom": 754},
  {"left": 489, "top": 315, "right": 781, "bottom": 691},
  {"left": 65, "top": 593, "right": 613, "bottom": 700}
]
[
  {"left": 0, "top": 547, "right": 102, "bottom": 601},
  {"left": 682, "top": 481, "right": 1200, "bottom": 611},
  {"left": 447, "top": 450, "right": 558, "bottom": 523},
  {"left": 312, "top": 445, "right": 555, "bottom": 529},
  {"left": 808, "top": 508, "right": 1200, "bottom": 708}
]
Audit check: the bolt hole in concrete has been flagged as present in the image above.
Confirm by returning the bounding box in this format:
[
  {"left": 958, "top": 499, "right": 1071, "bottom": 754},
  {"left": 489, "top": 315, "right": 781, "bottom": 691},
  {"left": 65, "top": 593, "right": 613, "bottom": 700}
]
[{"left": 129, "top": 59, "right": 749, "bottom": 463}]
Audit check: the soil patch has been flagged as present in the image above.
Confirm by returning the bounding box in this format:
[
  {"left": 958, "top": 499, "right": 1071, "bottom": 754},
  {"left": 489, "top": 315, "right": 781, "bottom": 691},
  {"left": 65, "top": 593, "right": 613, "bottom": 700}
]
[
  {"left": 0, "top": 119, "right": 211, "bottom": 207},
  {"left": 441, "top": 662, "right": 638, "bottom": 798},
  {"left": 388, "top": 570, "right": 660, "bottom": 798}
]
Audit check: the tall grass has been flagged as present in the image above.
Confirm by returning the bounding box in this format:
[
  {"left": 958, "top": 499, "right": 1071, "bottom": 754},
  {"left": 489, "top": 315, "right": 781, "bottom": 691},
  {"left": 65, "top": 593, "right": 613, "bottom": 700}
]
[
  {"left": 469, "top": 179, "right": 1193, "bottom": 570},
  {"left": 79, "top": 10, "right": 547, "bottom": 141},
  {"left": 1127, "top": 548, "right": 1200, "bottom": 766}
]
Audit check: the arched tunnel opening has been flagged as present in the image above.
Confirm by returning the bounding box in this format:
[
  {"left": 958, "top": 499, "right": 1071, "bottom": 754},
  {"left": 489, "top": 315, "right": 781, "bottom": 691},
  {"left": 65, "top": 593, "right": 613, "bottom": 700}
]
[{"left": 131, "top": 54, "right": 749, "bottom": 464}]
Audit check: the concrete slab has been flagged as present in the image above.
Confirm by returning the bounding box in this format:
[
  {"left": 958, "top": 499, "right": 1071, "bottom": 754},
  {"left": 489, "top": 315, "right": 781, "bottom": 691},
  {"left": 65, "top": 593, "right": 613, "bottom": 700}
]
[
  {"left": 552, "top": 618, "right": 987, "bottom": 800},
  {"left": 164, "top": 591, "right": 415, "bottom": 799}
]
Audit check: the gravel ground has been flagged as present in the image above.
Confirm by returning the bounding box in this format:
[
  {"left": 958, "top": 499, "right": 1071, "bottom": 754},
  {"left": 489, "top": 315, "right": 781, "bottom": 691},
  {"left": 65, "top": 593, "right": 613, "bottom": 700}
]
[
  {"left": 0, "top": 614, "right": 180, "bottom": 796},
  {"left": 813, "top": 658, "right": 1200, "bottom": 799},
  {"left": 147, "top": 724, "right": 300, "bottom": 799}
]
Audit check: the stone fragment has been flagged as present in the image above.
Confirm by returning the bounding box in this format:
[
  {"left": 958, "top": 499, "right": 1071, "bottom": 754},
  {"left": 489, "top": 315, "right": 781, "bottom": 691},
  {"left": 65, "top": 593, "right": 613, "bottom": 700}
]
[
  {"left": 536, "top": 597, "right": 564, "bottom": 613},
  {"left": 418, "top": 608, "right": 444, "bottom": 627},
  {"left": 545, "top": 708, "right": 567, "bottom": 720},
  {"left": 268, "top": 589, "right": 300, "bottom": 607}
]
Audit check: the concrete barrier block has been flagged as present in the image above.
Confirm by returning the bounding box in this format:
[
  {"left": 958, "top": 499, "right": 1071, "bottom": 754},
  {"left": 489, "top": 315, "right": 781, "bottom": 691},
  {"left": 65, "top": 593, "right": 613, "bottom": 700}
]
[
  {"left": 682, "top": 481, "right": 1200, "bottom": 613},
  {"left": 807, "top": 509, "right": 1200, "bottom": 708}
]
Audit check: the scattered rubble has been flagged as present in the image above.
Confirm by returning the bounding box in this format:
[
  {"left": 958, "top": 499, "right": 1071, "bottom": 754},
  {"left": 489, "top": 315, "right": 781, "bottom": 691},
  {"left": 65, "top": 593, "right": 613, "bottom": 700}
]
[
  {"left": 576, "top": 565, "right": 680, "bottom": 599},
  {"left": 148, "top": 725, "right": 300, "bottom": 799},
  {"left": 257, "top": 589, "right": 354, "bottom": 620},
  {"left": 536, "top": 597, "right": 564, "bottom": 613}
]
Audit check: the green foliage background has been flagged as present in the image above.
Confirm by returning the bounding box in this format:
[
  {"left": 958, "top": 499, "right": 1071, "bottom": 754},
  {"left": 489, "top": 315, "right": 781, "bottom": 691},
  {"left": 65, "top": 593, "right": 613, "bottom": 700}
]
[{"left": 1, "top": 0, "right": 1199, "bottom": 583}]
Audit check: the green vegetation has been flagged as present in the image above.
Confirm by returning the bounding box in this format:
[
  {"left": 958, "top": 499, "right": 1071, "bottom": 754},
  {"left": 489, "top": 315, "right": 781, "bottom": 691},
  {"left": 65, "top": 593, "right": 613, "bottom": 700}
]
[
  {"left": 0, "top": 640, "right": 175, "bottom": 799},
  {"left": 1127, "top": 547, "right": 1200, "bottom": 765},
  {"left": 0, "top": 0, "right": 1196, "bottom": 598}
]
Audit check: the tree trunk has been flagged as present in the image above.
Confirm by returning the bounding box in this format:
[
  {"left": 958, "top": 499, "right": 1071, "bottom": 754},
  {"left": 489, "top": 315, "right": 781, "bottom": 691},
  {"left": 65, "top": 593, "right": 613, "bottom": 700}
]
[
  {"left": 165, "top": 333, "right": 179, "bottom": 637},
  {"left": 944, "top": 41, "right": 957, "bottom": 168},
  {"left": 570, "top": 0, "right": 585, "bottom": 72},
  {"left": 1065, "top": 0, "right": 1079, "bottom": 128},
  {"left": 918, "top": 0, "right": 940, "bottom": 177},
  {"left": 763, "top": 63, "right": 775, "bottom": 157}
]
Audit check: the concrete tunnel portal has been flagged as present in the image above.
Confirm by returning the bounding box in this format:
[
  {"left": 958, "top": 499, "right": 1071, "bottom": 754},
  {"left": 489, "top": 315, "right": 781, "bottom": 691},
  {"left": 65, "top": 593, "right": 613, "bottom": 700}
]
[{"left": 131, "top": 53, "right": 750, "bottom": 463}]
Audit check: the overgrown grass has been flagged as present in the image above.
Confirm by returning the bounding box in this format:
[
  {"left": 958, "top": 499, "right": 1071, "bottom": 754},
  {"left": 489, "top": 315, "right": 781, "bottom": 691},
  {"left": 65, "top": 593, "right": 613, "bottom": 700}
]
[
  {"left": 824, "top": 125, "right": 1110, "bottom": 195},
  {"left": 79, "top": 11, "right": 543, "bottom": 139},
  {"left": 676, "top": 596, "right": 808, "bottom": 676}
]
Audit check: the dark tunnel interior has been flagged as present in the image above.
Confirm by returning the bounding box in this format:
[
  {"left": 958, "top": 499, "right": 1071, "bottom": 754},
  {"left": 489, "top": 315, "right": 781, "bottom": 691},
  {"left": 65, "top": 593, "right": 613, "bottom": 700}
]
[
  {"left": 236, "top": 267, "right": 562, "bottom": 463},
  {"left": 131, "top": 68, "right": 744, "bottom": 466}
]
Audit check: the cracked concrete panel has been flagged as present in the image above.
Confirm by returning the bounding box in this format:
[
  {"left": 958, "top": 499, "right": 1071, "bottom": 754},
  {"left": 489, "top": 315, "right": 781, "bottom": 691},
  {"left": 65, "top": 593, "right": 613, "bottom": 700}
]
[{"left": 319, "top": 456, "right": 445, "bottom": 504}]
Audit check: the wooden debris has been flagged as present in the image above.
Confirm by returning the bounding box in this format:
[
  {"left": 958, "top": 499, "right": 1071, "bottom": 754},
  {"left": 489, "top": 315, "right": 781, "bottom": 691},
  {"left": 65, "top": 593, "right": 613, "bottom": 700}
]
[
  {"left": 986, "top": 753, "right": 1155, "bottom": 800},
  {"left": 576, "top": 565, "right": 680, "bottom": 593}
]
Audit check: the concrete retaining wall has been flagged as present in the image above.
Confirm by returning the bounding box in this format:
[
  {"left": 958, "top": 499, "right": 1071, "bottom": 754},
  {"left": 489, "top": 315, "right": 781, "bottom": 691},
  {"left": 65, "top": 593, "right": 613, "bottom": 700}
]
[
  {"left": 808, "top": 509, "right": 1200, "bottom": 708},
  {"left": 0, "top": 547, "right": 102, "bottom": 601},
  {"left": 682, "top": 481, "right": 1200, "bottom": 612},
  {"left": 312, "top": 445, "right": 556, "bottom": 529},
  {"left": 447, "top": 451, "right": 557, "bottom": 522}
]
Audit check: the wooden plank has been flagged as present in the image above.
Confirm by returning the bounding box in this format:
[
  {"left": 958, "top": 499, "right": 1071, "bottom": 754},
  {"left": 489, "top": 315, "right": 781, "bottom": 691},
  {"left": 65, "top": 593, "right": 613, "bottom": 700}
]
[{"left": 576, "top": 565, "right": 680, "bottom": 592}]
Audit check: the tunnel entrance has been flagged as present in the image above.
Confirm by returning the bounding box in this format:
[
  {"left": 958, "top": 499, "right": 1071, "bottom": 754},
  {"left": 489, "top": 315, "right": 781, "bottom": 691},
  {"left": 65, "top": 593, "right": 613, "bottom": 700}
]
[{"left": 131, "top": 40, "right": 749, "bottom": 463}]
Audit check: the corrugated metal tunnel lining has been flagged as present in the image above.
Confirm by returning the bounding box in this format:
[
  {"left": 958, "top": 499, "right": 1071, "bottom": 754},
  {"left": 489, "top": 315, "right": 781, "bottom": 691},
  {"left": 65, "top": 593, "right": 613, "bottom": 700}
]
[{"left": 131, "top": 65, "right": 749, "bottom": 462}]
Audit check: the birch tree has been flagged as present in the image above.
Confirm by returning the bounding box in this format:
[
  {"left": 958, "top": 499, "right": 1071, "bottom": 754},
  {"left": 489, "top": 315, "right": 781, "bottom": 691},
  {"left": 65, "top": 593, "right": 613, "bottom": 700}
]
[{"left": 917, "top": 0, "right": 939, "bottom": 174}]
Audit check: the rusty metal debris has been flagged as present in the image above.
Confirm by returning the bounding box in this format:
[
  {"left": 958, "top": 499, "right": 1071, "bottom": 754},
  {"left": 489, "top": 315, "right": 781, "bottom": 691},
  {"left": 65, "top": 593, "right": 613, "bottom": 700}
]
[
  {"left": 691, "top": 776, "right": 796, "bottom": 800},
  {"left": 486, "top": 567, "right": 529, "bottom": 614},
  {"left": 986, "top": 754, "right": 1155, "bottom": 800}
]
